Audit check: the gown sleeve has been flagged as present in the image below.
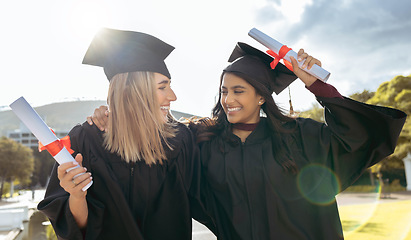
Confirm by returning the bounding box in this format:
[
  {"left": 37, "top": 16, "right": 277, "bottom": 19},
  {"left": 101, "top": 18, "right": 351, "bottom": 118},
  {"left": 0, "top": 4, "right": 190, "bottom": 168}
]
[
  {"left": 37, "top": 125, "right": 106, "bottom": 240},
  {"left": 293, "top": 93, "right": 407, "bottom": 192},
  {"left": 306, "top": 79, "right": 343, "bottom": 98},
  {"left": 175, "top": 124, "right": 217, "bottom": 233}
]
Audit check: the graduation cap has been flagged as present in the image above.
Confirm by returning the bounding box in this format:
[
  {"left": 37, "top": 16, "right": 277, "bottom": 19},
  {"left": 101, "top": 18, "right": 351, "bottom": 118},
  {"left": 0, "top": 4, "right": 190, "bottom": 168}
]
[
  {"left": 82, "top": 28, "right": 175, "bottom": 81},
  {"left": 223, "top": 42, "right": 297, "bottom": 94}
]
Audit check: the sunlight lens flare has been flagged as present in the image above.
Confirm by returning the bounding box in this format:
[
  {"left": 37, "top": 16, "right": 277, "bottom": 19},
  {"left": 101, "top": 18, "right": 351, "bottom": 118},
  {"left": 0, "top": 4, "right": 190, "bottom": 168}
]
[
  {"left": 69, "top": 0, "right": 110, "bottom": 43},
  {"left": 297, "top": 164, "right": 340, "bottom": 205},
  {"left": 337, "top": 184, "right": 411, "bottom": 240},
  {"left": 339, "top": 185, "right": 381, "bottom": 236}
]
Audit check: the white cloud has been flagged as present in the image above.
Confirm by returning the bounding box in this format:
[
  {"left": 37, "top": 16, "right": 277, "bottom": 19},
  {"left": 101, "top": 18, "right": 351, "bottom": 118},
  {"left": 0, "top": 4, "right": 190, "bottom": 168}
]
[
  {"left": 1, "top": 0, "right": 410, "bottom": 116},
  {"left": 253, "top": 0, "right": 411, "bottom": 107}
]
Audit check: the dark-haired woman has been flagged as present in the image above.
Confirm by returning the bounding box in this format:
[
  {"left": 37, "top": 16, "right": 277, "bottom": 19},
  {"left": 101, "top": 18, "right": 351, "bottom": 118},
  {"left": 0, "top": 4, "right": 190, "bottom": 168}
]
[{"left": 191, "top": 43, "right": 406, "bottom": 240}]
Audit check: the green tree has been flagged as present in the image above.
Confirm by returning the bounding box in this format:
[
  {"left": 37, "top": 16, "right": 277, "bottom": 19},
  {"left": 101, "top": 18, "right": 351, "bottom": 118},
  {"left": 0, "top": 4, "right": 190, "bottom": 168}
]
[
  {"left": 366, "top": 75, "right": 411, "bottom": 177},
  {"left": 367, "top": 75, "right": 411, "bottom": 110},
  {"left": 350, "top": 90, "right": 375, "bottom": 103},
  {"left": 31, "top": 149, "right": 55, "bottom": 188},
  {"left": 46, "top": 225, "right": 58, "bottom": 240},
  {"left": 299, "top": 103, "right": 325, "bottom": 122},
  {"left": 0, "top": 137, "right": 34, "bottom": 199}
]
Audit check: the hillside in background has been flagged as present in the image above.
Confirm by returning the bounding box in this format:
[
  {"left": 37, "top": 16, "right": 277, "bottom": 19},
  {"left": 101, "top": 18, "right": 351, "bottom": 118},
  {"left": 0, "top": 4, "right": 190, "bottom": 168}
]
[{"left": 0, "top": 100, "right": 194, "bottom": 136}]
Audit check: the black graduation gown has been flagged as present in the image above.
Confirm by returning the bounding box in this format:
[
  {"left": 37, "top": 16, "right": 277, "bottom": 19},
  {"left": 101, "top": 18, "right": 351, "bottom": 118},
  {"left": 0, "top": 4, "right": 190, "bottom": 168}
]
[
  {"left": 38, "top": 122, "right": 211, "bottom": 240},
  {"left": 199, "top": 96, "right": 406, "bottom": 240}
]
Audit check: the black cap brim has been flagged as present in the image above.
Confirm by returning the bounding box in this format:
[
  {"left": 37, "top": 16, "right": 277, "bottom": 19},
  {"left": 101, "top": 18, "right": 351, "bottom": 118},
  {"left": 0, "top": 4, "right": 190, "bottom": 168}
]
[
  {"left": 224, "top": 42, "right": 297, "bottom": 94},
  {"left": 83, "top": 28, "right": 174, "bottom": 80}
]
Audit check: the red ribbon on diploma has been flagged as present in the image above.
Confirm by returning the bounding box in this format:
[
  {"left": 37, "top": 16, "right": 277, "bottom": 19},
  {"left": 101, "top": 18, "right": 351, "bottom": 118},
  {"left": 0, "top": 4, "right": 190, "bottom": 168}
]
[
  {"left": 266, "top": 45, "right": 293, "bottom": 72},
  {"left": 38, "top": 129, "right": 74, "bottom": 156}
]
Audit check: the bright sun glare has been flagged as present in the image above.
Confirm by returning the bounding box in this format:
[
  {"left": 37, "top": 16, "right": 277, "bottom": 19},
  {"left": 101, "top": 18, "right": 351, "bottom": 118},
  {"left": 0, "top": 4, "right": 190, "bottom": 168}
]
[{"left": 69, "top": 0, "right": 110, "bottom": 45}]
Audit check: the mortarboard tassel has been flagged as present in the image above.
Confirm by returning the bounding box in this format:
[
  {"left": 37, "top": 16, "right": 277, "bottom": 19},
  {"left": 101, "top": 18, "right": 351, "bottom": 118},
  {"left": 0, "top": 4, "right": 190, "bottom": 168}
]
[{"left": 288, "top": 86, "right": 294, "bottom": 116}]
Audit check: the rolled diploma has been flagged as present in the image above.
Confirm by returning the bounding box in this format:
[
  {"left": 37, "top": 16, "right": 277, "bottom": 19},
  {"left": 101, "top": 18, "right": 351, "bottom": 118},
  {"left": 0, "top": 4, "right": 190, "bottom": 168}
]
[
  {"left": 248, "top": 28, "right": 330, "bottom": 82},
  {"left": 9, "top": 96, "right": 92, "bottom": 191}
]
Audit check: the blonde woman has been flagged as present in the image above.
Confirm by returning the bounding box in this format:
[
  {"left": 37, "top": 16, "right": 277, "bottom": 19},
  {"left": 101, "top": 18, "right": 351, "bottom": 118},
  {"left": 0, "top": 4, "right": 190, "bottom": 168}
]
[{"left": 38, "top": 28, "right": 212, "bottom": 240}]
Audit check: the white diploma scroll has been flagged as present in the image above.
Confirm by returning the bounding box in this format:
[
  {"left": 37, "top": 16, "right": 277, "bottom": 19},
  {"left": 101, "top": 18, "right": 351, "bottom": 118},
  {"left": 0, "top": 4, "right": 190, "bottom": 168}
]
[
  {"left": 248, "top": 28, "right": 330, "bottom": 82},
  {"left": 10, "top": 96, "right": 92, "bottom": 191}
]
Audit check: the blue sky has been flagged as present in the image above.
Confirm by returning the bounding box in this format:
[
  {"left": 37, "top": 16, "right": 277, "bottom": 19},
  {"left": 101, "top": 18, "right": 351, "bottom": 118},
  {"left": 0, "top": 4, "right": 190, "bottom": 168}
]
[{"left": 1, "top": 0, "right": 410, "bottom": 117}]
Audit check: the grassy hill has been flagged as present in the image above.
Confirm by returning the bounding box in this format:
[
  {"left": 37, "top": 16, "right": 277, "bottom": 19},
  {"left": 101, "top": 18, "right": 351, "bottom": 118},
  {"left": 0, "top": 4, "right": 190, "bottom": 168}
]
[
  {"left": 0, "top": 100, "right": 194, "bottom": 137},
  {"left": 0, "top": 100, "right": 107, "bottom": 136}
]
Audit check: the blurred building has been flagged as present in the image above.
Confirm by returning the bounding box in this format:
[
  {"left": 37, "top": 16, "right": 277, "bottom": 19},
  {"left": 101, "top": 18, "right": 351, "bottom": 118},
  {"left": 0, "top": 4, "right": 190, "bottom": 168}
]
[{"left": 7, "top": 122, "right": 68, "bottom": 149}]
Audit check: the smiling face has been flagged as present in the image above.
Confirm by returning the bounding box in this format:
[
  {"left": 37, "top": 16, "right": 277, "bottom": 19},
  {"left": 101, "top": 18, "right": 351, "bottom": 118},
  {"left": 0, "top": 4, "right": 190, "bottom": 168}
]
[
  {"left": 220, "top": 73, "right": 264, "bottom": 124},
  {"left": 155, "top": 72, "right": 177, "bottom": 121}
]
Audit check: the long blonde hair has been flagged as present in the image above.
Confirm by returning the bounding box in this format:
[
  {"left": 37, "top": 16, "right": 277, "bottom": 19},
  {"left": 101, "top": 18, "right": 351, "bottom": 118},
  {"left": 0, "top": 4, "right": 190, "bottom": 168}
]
[{"left": 104, "top": 71, "right": 176, "bottom": 165}]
